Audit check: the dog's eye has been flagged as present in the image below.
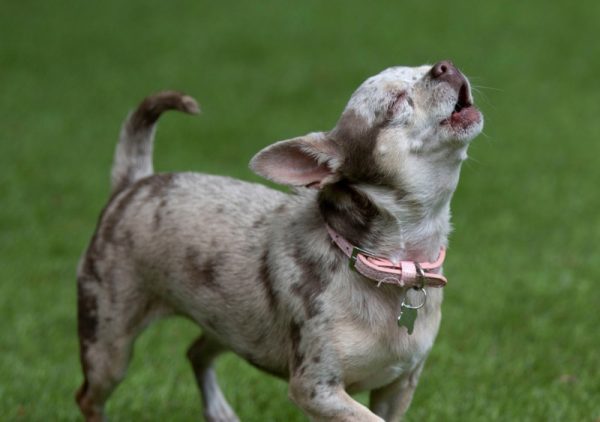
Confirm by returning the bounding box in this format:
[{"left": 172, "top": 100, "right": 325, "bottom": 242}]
[{"left": 387, "top": 91, "right": 411, "bottom": 117}]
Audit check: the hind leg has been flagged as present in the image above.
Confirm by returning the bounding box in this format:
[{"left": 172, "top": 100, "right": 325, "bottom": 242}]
[
  {"left": 187, "top": 335, "right": 240, "bottom": 422},
  {"left": 76, "top": 332, "right": 134, "bottom": 422},
  {"left": 75, "top": 275, "right": 169, "bottom": 421}
]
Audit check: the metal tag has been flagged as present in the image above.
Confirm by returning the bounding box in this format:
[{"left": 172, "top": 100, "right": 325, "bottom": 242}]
[
  {"left": 397, "top": 305, "right": 418, "bottom": 334},
  {"left": 397, "top": 288, "right": 427, "bottom": 335}
]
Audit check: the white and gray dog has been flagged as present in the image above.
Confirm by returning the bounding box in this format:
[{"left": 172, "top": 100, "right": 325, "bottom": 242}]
[{"left": 76, "top": 61, "right": 483, "bottom": 421}]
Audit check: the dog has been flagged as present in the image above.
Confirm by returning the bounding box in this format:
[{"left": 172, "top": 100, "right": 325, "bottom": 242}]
[{"left": 76, "top": 60, "right": 483, "bottom": 421}]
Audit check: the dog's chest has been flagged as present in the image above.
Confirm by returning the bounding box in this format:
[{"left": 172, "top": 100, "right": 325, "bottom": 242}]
[{"left": 331, "top": 293, "right": 442, "bottom": 392}]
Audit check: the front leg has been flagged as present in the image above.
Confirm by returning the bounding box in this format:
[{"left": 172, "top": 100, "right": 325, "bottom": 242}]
[
  {"left": 285, "top": 319, "right": 383, "bottom": 422},
  {"left": 369, "top": 362, "right": 424, "bottom": 421},
  {"left": 289, "top": 375, "right": 384, "bottom": 422}
]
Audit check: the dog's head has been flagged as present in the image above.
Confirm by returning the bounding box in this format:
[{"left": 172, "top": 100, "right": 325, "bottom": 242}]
[
  {"left": 251, "top": 61, "right": 483, "bottom": 246},
  {"left": 251, "top": 61, "right": 483, "bottom": 192}
]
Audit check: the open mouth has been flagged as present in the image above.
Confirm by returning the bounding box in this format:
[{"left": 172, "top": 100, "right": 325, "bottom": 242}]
[
  {"left": 453, "top": 83, "right": 471, "bottom": 114},
  {"left": 442, "top": 82, "right": 481, "bottom": 130}
]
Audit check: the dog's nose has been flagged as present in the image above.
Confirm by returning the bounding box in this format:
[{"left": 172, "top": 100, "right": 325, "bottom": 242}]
[
  {"left": 429, "top": 60, "right": 467, "bottom": 92},
  {"left": 430, "top": 60, "right": 455, "bottom": 79}
]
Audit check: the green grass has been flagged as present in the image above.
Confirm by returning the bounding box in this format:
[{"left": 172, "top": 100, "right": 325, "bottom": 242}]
[{"left": 1, "top": 0, "right": 600, "bottom": 420}]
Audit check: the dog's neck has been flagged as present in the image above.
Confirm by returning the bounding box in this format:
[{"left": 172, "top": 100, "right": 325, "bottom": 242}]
[{"left": 318, "top": 146, "right": 466, "bottom": 263}]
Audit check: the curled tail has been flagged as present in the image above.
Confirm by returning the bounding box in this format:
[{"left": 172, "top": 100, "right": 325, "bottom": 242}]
[{"left": 111, "top": 91, "right": 200, "bottom": 194}]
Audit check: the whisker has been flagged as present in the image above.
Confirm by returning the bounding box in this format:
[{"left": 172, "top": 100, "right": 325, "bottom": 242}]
[
  {"left": 471, "top": 84, "right": 503, "bottom": 92},
  {"left": 479, "top": 130, "right": 491, "bottom": 140},
  {"left": 464, "top": 156, "right": 480, "bottom": 169},
  {"left": 470, "top": 88, "right": 496, "bottom": 110}
]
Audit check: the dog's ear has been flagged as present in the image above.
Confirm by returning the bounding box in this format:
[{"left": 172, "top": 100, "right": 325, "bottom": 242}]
[{"left": 250, "top": 132, "right": 341, "bottom": 189}]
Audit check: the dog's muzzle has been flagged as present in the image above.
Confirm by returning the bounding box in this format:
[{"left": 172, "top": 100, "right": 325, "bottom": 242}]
[{"left": 431, "top": 60, "right": 481, "bottom": 130}]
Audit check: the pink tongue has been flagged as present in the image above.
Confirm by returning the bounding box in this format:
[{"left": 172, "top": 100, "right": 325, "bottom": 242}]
[{"left": 451, "top": 107, "right": 479, "bottom": 126}]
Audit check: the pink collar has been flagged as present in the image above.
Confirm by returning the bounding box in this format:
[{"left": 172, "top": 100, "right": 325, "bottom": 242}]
[{"left": 326, "top": 225, "right": 447, "bottom": 288}]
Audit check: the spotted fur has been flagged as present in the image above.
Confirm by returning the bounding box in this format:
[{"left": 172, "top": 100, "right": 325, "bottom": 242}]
[{"left": 76, "top": 61, "right": 483, "bottom": 422}]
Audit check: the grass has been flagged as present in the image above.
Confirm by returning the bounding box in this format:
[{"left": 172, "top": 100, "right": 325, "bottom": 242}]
[{"left": 1, "top": 0, "right": 599, "bottom": 420}]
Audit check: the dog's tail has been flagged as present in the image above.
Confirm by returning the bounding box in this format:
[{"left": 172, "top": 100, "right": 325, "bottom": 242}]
[{"left": 111, "top": 91, "right": 200, "bottom": 194}]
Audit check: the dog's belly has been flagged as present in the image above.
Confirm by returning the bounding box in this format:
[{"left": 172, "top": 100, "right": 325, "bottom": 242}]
[{"left": 142, "top": 252, "right": 294, "bottom": 379}]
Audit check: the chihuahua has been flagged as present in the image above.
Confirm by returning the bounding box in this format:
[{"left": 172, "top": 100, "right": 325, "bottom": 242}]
[{"left": 76, "top": 61, "right": 483, "bottom": 421}]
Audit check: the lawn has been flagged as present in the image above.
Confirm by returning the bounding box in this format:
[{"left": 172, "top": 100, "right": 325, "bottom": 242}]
[{"left": 1, "top": 1, "right": 599, "bottom": 421}]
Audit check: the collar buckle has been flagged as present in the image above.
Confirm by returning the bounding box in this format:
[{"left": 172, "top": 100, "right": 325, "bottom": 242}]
[
  {"left": 414, "top": 262, "right": 426, "bottom": 289},
  {"left": 349, "top": 246, "right": 377, "bottom": 271}
]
